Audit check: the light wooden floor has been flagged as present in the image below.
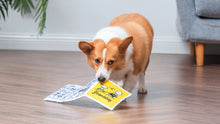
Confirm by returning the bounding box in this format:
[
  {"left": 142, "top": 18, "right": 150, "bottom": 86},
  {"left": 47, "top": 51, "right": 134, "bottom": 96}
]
[{"left": 0, "top": 50, "right": 220, "bottom": 124}]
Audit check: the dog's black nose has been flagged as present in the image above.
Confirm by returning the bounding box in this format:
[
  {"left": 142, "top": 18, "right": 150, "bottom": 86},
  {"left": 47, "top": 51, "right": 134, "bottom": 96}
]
[{"left": 98, "top": 76, "right": 106, "bottom": 82}]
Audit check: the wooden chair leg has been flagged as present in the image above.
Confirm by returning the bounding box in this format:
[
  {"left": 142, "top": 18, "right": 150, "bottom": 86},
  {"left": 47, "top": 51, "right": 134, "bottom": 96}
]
[
  {"left": 190, "top": 42, "right": 195, "bottom": 56},
  {"left": 195, "top": 43, "right": 205, "bottom": 66}
]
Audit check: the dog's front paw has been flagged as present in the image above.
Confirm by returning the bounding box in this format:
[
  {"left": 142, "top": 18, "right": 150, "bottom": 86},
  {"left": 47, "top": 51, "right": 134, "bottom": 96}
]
[{"left": 138, "top": 87, "right": 148, "bottom": 94}]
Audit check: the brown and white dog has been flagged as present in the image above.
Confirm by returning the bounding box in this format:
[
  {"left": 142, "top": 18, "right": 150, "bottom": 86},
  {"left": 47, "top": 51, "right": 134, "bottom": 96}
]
[{"left": 78, "top": 13, "right": 153, "bottom": 93}]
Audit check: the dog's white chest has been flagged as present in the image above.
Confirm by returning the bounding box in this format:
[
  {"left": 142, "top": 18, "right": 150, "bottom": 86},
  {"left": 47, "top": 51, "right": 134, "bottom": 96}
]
[{"left": 109, "top": 59, "right": 133, "bottom": 81}]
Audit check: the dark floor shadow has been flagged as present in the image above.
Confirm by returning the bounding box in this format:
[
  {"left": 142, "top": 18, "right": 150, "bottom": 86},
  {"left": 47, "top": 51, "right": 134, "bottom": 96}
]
[
  {"left": 114, "top": 103, "right": 133, "bottom": 110},
  {"left": 204, "top": 55, "right": 220, "bottom": 65},
  {"left": 137, "top": 93, "right": 148, "bottom": 100}
]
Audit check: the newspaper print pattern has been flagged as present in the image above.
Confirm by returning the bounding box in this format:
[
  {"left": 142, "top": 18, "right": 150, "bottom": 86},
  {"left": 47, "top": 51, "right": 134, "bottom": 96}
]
[{"left": 44, "top": 79, "right": 97, "bottom": 102}]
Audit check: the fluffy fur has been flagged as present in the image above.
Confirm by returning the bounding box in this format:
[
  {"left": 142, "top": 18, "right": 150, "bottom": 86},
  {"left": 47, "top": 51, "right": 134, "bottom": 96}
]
[{"left": 78, "top": 13, "right": 153, "bottom": 93}]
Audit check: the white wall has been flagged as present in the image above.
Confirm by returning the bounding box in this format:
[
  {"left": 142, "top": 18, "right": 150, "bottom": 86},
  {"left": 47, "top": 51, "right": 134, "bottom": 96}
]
[{"left": 0, "top": 0, "right": 189, "bottom": 54}]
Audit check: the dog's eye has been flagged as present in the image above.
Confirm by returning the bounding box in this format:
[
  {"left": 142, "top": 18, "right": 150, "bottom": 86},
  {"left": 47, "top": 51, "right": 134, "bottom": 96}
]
[
  {"left": 107, "top": 60, "right": 114, "bottom": 65},
  {"left": 95, "top": 59, "right": 101, "bottom": 64}
]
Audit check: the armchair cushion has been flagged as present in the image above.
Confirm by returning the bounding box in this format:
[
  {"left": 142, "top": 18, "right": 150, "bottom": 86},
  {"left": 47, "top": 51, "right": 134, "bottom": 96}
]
[{"left": 195, "top": 0, "right": 220, "bottom": 18}]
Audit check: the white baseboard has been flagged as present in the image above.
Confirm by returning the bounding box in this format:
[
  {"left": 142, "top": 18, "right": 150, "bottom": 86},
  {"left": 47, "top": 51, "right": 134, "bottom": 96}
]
[
  {"left": 0, "top": 33, "right": 189, "bottom": 54},
  {"left": 153, "top": 36, "right": 189, "bottom": 54}
]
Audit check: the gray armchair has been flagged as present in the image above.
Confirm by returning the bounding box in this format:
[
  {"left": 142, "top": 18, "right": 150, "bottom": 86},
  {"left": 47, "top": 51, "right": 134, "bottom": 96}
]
[{"left": 176, "top": 0, "right": 220, "bottom": 66}]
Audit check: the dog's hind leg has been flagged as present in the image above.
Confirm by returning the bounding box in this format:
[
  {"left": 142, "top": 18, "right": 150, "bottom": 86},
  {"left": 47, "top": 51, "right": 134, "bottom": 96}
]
[{"left": 138, "top": 71, "right": 148, "bottom": 94}]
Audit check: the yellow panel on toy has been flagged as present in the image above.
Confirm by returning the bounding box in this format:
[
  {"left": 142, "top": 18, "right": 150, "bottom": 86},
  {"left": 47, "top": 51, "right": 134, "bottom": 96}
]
[{"left": 85, "top": 80, "right": 131, "bottom": 110}]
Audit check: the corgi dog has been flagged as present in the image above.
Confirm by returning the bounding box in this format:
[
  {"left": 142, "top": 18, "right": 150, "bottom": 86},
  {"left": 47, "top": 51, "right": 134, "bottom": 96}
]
[{"left": 78, "top": 13, "right": 153, "bottom": 93}]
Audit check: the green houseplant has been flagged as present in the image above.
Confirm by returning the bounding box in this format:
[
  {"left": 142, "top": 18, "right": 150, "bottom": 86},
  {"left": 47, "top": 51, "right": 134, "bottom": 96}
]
[{"left": 0, "top": 0, "right": 48, "bottom": 35}]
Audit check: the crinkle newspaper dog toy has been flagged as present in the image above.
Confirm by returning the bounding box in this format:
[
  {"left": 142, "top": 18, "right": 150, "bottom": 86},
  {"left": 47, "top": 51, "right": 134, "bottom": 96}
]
[{"left": 44, "top": 80, "right": 131, "bottom": 110}]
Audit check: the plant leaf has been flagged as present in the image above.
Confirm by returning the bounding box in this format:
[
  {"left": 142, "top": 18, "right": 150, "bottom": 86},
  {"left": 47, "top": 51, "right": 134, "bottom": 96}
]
[
  {"left": 0, "top": 0, "right": 49, "bottom": 35},
  {"left": 0, "top": 0, "right": 9, "bottom": 20},
  {"left": 1, "top": 0, "right": 8, "bottom": 15},
  {"left": 34, "top": 0, "right": 48, "bottom": 35},
  {"left": 10, "top": 0, "right": 34, "bottom": 16}
]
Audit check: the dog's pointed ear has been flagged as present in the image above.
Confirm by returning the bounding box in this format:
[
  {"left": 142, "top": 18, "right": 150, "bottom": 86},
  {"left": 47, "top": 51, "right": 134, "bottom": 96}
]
[
  {"left": 118, "top": 36, "right": 133, "bottom": 52},
  {"left": 78, "top": 41, "right": 94, "bottom": 55}
]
